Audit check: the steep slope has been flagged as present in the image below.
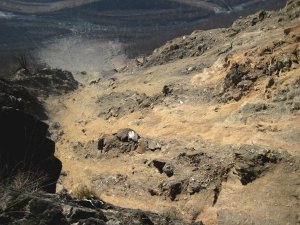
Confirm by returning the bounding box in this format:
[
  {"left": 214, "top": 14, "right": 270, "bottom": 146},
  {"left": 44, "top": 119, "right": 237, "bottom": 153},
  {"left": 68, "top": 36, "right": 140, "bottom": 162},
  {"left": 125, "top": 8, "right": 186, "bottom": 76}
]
[{"left": 42, "top": 1, "right": 300, "bottom": 225}]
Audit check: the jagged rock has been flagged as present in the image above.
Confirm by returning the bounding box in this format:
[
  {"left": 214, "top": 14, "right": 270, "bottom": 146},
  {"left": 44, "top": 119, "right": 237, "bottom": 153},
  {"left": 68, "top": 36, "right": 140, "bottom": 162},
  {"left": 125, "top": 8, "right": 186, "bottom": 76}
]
[
  {"left": 0, "top": 78, "right": 47, "bottom": 120},
  {"left": 28, "top": 198, "right": 67, "bottom": 225},
  {"left": 68, "top": 207, "right": 106, "bottom": 223},
  {"left": 150, "top": 160, "right": 174, "bottom": 177},
  {"left": 160, "top": 180, "right": 186, "bottom": 201},
  {"left": 220, "top": 63, "right": 258, "bottom": 102},
  {"left": 78, "top": 218, "right": 106, "bottom": 225},
  {"left": 234, "top": 145, "right": 280, "bottom": 185},
  {"left": 0, "top": 188, "right": 203, "bottom": 225},
  {"left": 138, "top": 212, "right": 154, "bottom": 225},
  {"left": 11, "top": 68, "right": 79, "bottom": 96},
  {"left": 224, "top": 64, "right": 251, "bottom": 89},
  {"left": 187, "top": 178, "right": 203, "bottom": 195},
  {"left": 151, "top": 160, "right": 166, "bottom": 173}
]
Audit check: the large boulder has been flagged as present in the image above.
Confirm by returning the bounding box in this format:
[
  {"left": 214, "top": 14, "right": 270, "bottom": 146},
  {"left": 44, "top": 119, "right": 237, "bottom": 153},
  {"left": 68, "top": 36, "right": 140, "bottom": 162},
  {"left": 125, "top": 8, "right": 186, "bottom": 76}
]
[{"left": 97, "top": 128, "right": 162, "bottom": 158}]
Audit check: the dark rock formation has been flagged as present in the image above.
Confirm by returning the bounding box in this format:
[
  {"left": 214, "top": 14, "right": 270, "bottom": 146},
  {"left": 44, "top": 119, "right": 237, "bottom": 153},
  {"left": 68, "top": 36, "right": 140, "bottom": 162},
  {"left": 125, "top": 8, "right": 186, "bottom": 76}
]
[
  {"left": 150, "top": 160, "right": 174, "bottom": 177},
  {"left": 0, "top": 107, "right": 61, "bottom": 193},
  {"left": 97, "top": 128, "right": 140, "bottom": 155},
  {"left": 234, "top": 145, "right": 281, "bottom": 185},
  {"left": 0, "top": 78, "right": 47, "bottom": 120},
  {"left": 159, "top": 179, "right": 187, "bottom": 201},
  {"left": 220, "top": 63, "right": 258, "bottom": 102},
  {"left": 11, "top": 68, "right": 79, "bottom": 96},
  {"left": 97, "top": 128, "right": 162, "bottom": 157},
  {"left": 0, "top": 189, "right": 202, "bottom": 225}
]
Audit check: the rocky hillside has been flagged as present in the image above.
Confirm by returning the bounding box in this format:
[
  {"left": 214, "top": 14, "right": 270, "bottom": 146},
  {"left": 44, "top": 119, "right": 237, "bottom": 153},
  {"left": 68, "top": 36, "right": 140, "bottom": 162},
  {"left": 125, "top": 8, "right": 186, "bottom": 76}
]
[{"left": 1, "top": 0, "right": 300, "bottom": 225}]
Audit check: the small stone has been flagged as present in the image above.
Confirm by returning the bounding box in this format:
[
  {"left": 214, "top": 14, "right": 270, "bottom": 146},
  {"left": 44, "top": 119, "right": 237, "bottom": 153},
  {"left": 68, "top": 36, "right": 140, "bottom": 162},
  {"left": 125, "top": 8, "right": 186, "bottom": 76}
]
[
  {"left": 162, "top": 85, "right": 173, "bottom": 96},
  {"left": 116, "top": 128, "right": 139, "bottom": 142},
  {"left": 265, "top": 78, "right": 275, "bottom": 89},
  {"left": 162, "top": 163, "right": 174, "bottom": 177},
  {"left": 151, "top": 160, "right": 166, "bottom": 173}
]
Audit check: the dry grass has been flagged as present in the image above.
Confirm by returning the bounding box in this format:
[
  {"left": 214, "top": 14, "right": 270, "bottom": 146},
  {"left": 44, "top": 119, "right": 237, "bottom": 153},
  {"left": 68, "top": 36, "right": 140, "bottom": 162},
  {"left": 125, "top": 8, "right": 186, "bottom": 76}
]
[
  {"left": 72, "top": 185, "right": 97, "bottom": 199},
  {"left": 1, "top": 170, "right": 46, "bottom": 193}
]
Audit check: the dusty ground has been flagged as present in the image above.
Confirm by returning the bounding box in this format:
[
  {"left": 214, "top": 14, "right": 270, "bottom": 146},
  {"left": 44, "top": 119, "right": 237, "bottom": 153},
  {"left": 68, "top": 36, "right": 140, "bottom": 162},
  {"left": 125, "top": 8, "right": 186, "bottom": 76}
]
[{"left": 45, "top": 3, "right": 300, "bottom": 225}]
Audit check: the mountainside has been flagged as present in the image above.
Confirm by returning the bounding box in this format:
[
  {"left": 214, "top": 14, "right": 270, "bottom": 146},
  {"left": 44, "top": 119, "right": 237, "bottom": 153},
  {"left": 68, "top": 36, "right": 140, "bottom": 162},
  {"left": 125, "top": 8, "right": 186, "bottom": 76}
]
[
  {"left": 0, "top": 0, "right": 286, "bottom": 13},
  {"left": 43, "top": 1, "right": 299, "bottom": 224},
  {"left": 0, "top": 0, "right": 286, "bottom": 76},
  {"left": 0, "top": 0, "right": 300, "bottom": 225}
]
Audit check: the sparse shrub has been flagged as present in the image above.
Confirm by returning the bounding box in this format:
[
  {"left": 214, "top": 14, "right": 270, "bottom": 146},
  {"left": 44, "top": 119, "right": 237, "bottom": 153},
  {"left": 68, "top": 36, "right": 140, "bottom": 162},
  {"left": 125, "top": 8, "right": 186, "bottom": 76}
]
[
  {"left": 14, "top": 53, "right": 46, "bottom": 74},
  {"left": 11, "top": 171, "right": 46, "bottom": 193},
  {"left": 0, "top": 170, "right": 46, "bottom": 194},
  {"left": 73, "top": 185, "right": 97, "bottom": 199},
  {"left": 0, "top": 170, "right": 47, "bottom": 218},
  {"left": 15, "top": 54, "right": 29, "bottom": 72}
]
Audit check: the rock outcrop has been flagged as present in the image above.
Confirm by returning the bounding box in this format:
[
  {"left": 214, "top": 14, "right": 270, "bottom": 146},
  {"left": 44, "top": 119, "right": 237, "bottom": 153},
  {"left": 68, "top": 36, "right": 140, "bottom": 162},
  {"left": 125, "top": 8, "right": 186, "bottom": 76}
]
[
  {"left": 0, "top": 189, "right": 202, "bottom": 225},
  {"left": 97, "top": 128, "right": 162, "bottom": 157},
  {"left": 0, "top": 107, "right": 62, "bottom": 193},
  {"left": 0, "top": 78, "right": 47, "bottom": 120},
  {"left": 11, "top": 68, "right": 79, "bottom": 97},
  {"left": 0, "top": 77, "right": 61, "bottom": 193}
]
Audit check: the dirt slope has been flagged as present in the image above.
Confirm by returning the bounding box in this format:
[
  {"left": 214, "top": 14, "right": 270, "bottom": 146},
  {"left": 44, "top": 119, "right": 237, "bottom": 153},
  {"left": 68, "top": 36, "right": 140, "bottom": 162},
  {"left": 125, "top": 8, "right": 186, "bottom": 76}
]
[{"left": 45, "top": 1, "right": 300, "bottom": 224}]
